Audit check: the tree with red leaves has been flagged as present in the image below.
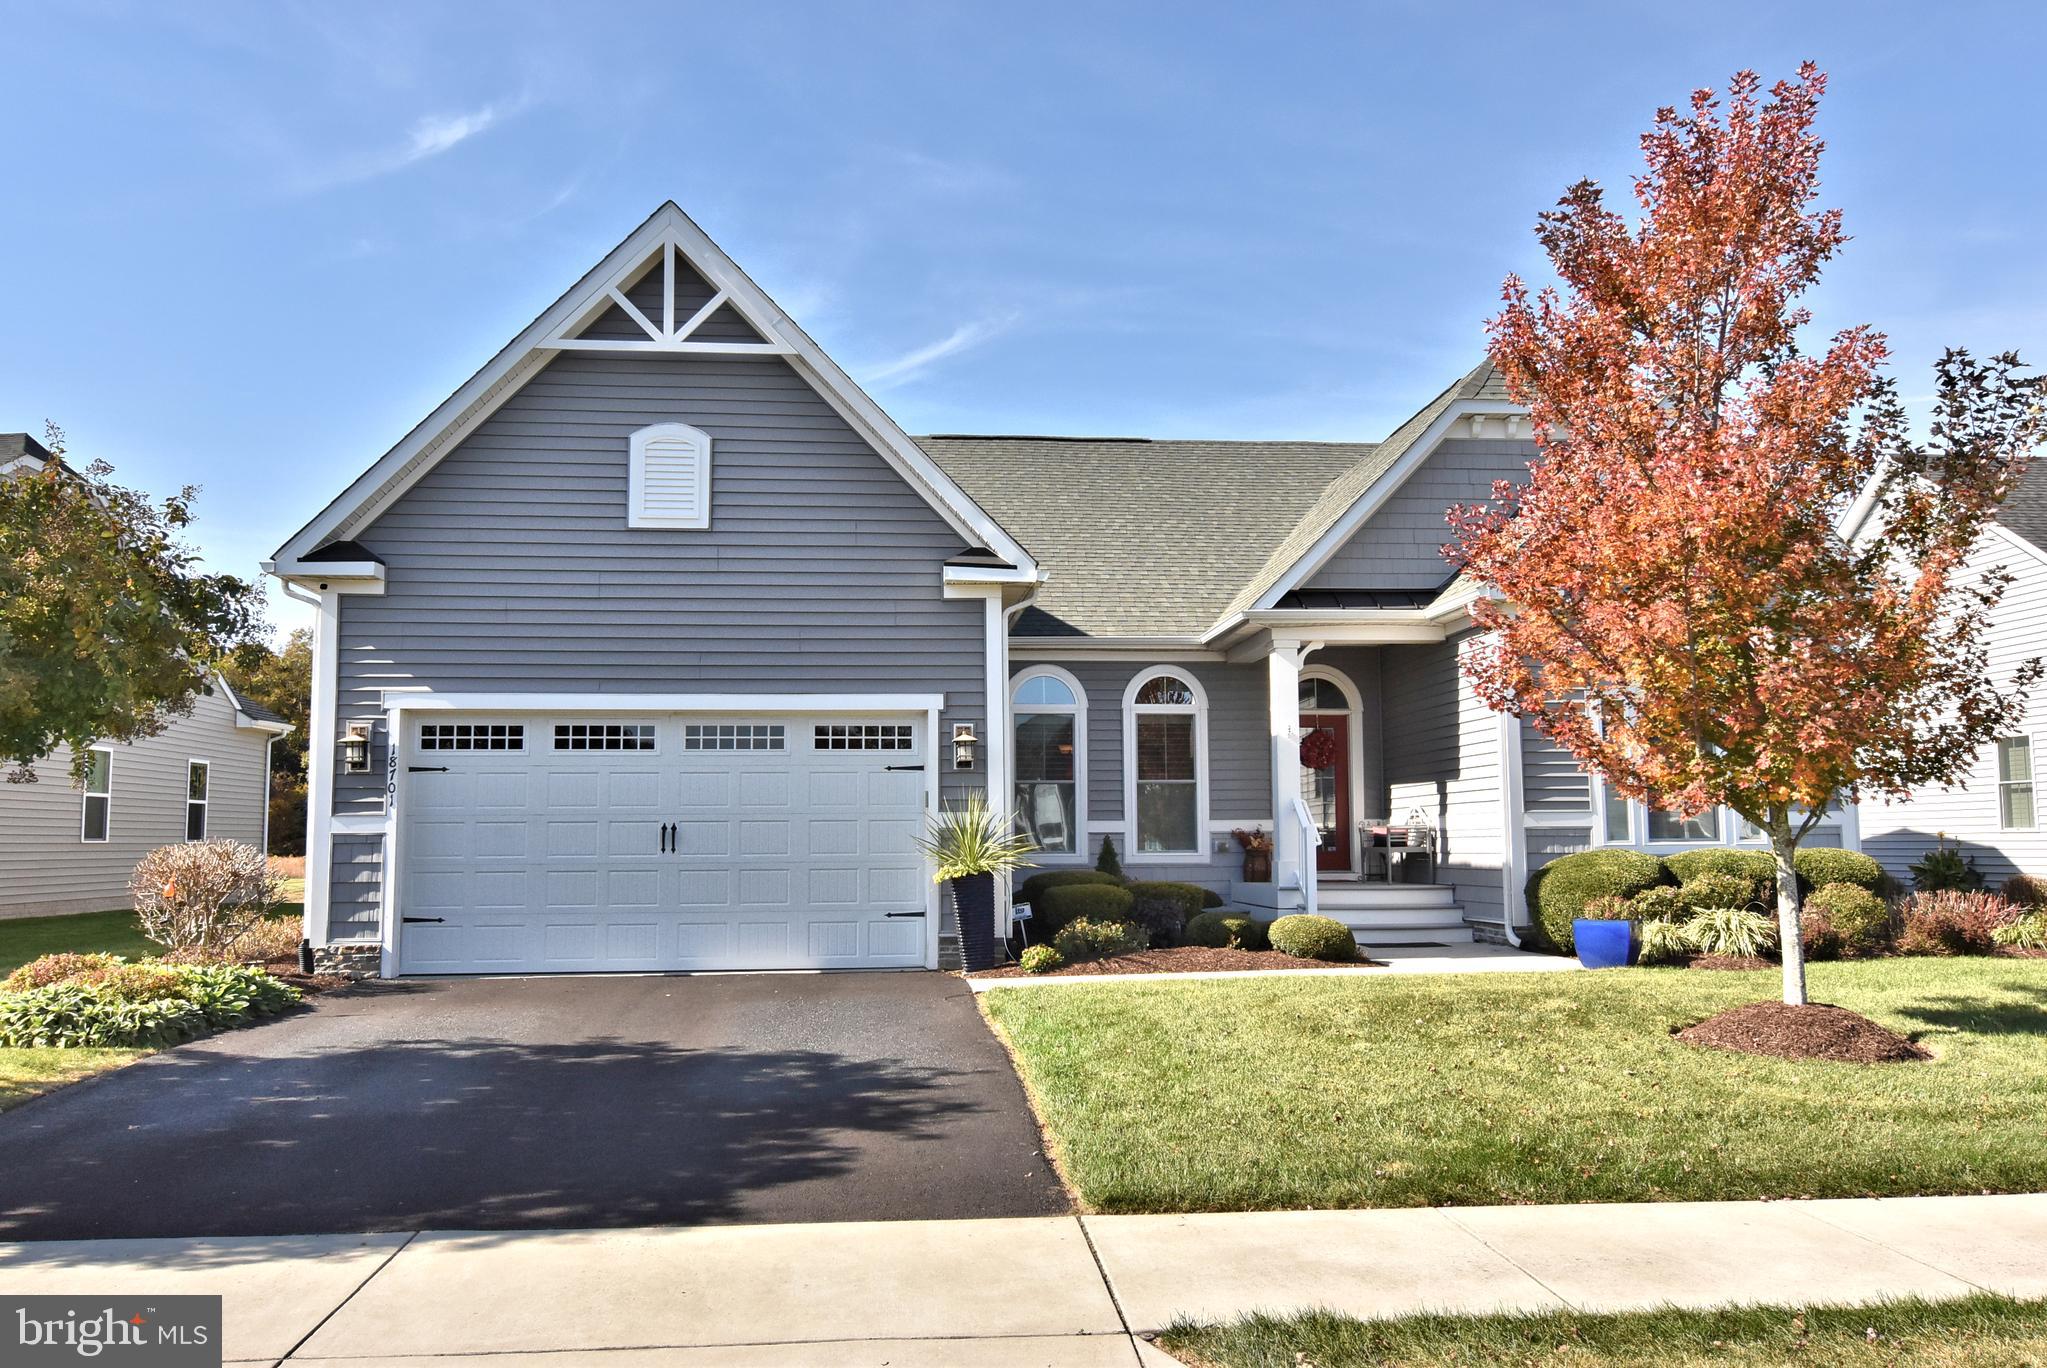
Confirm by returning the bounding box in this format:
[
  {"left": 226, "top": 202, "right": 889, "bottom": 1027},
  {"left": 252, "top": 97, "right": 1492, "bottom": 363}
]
[{"left": 1453, "top": 64, "right": 2046, "bottom": 1005}]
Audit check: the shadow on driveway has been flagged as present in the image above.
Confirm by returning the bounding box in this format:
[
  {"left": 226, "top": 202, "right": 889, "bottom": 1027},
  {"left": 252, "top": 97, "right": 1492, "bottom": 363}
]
[{"left": 0, "top": 973, "right": 1068, "bottom": 1239}]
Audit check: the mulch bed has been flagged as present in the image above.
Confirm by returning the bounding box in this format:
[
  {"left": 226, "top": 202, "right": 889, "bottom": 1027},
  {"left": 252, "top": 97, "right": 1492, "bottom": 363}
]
[
  {"left": 254, "top": 958, "right": 354, "bottom": 994},
  {"left": 1687, "top": 954, "right": 1778, "bottom": 972},
  {"left": 970, "top": 945, "right": 1377, "bottom": 978},
  {"left": 1675, "top": 1000, "right": 1931, "bottom": 1063}
]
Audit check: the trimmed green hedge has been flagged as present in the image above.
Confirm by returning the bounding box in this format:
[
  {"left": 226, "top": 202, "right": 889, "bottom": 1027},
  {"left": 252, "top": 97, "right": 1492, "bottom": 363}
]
[
  {"left": 1268, "top": 915, "right": 1359, "bottom": 962},
  {"left": 1794, "top": 848, "right": 1883, "bottom": 893},
  {"left": 1526, "top": 850, "right": 1668, "bottom": 954},
  {"left": 1805, "top": 882, "right": 1893, "bottom": 955},
  {"left": 1017, "top": 869, "right": 1123, "bottom": 906},
  {"left": 1030, "top": 883, "right": 1134, "bottom": 938},
  {"left": 1183, "top": 911, "right": 1269, "bottom": 951},
  {"left": 1664, "top": 849, "right": 1774, "bottom": 903}
]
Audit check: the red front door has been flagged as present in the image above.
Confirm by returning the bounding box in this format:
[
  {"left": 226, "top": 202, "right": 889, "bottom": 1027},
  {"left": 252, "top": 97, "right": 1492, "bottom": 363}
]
[{"left": 1299, "top": 713, "right": 1351, "bottom": 872}]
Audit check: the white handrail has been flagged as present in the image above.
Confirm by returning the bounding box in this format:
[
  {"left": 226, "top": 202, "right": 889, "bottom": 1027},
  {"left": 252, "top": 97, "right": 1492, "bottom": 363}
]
[{"left": 1289, "top": 795, "right": 1319, "bottom": 921}]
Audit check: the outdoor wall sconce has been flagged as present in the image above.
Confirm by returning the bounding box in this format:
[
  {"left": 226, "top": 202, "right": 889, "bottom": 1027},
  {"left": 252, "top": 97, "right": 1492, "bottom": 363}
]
[
  {"left": 953, "top": 722, "right": 978, "bottom": 771},
  {"left": 339, "top": 723, "right": 371, "bottom": 774}
]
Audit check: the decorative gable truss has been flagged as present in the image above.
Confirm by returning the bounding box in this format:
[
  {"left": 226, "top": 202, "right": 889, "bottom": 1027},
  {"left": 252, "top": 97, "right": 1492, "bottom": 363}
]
[{"left": 268, "top": 203, "right": 1037, "bottom": 580}]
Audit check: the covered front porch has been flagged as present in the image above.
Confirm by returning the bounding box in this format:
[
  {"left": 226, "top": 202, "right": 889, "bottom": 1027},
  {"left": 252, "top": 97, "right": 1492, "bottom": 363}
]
[{"left": 1219, "top": 605, "right": 1510, "bottom": 946}]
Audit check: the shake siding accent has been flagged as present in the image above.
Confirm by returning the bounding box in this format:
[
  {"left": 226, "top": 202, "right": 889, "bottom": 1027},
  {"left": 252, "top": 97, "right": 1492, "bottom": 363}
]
[
  {"left": 1521, "top": 718, "right": 1592, "bottom": 812},
  {"left": 1304, "top": 439, "right": 1536, "bottom": 590},
  {"left": 0, "top": 689, "right": 272, "bottom": 917},
  {"left": 328, "top": 836, "right": 384, "bottom": 942},
  {"left": 1527, "top": 827, "right": 1593, "bottom": 868},
  {"left": 1381, "top": 634, "right": 1505, "bottom": 925},
  {"left": 328, "top": 350, "right": 990, "bottom": 930},
  {"left": 1861, "top": 537, "right": 2047, "bottom": 884}
]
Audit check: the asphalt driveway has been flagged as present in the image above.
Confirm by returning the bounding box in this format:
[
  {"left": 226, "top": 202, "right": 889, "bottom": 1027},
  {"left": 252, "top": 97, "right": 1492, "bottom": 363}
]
[{"left": 0, "top": 973, "right": 1068, "bottom": 1239}]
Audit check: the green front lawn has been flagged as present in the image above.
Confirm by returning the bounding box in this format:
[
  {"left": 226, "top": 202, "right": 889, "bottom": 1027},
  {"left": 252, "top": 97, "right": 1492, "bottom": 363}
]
[
  {"left": 0, "top": 908, "right": 165, "bottom": 978},
  {"left": 980, "top": 958, "right": 2047, "bottom": 1212},
  {"left": 1160, "top": 1295, "right": 2047, "bottom": 1368},
  {"left": 0, "top": 1046, "right": 150, "bottom": 1111}
]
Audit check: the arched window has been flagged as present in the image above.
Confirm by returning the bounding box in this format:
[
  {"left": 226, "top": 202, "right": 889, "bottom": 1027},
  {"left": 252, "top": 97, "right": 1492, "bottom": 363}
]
[
  {"left": 1012, "top": 667, "right": 1085, "bottom": 856},
  {"left": 1123, "top": 668, "right": 1207, "bottom": 857}
]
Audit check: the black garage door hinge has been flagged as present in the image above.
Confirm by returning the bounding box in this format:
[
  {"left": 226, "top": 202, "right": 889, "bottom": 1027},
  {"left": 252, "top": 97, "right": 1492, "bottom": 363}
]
[
  {"left": 408, "top": 765, "right": 449, "bottom": 773},
  {"left": 402, "top": 916, "right": 446, "bottom": 924},
  {"left": 884, "top": 763, "right": 925, "bottom": 771},
  {"left": 883, "top": 911, "right": 927, "bottom": 918}
]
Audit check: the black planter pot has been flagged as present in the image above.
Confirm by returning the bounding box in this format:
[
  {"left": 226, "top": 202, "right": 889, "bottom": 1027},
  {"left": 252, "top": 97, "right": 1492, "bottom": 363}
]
[{"left": 951, "top": 872, "right": 999, "bottom": 971}]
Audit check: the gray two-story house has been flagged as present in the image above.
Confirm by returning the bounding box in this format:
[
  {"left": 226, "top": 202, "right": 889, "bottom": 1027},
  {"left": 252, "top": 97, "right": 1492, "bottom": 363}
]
[{"left": 269, "top": 202, "right": 1860, "bottom": 977}]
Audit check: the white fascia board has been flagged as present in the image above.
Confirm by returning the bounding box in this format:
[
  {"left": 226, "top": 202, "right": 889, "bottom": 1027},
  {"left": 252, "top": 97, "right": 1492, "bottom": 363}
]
[
  {"left": 386, "top": 692, "right": 946, "bottom": 714},
  {"left": 1248, "top": 399, "right": 1525, "bottom": 612},
  {"left": 942, "top": 564, "right": 1041, "bottom": 587},
  {"left": 275, "top": 203, "right": 1038, "bottom": 578},
  {"left": 1009, "top": 642, "right": 1225, "bottom": 662},
  {"left": 234, "top": 717, "right": 296, "bottom": 736}
]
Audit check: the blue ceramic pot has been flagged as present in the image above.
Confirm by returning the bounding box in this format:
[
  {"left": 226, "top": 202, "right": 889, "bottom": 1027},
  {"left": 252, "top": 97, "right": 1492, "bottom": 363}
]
[{"left": 1573, "top": 917, "right": 1635, "bottom": 969}]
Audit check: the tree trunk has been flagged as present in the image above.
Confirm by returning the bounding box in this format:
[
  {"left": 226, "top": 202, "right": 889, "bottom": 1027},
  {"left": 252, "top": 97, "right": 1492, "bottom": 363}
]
[{"left": 1770, "top": 816, "right": 1808, "bottom": 1007}]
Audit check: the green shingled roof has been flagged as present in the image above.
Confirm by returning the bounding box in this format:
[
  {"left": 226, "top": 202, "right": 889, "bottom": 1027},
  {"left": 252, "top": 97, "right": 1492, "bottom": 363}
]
[{"left": 921, "top": 362, "right": 1507, "bottom": 639}]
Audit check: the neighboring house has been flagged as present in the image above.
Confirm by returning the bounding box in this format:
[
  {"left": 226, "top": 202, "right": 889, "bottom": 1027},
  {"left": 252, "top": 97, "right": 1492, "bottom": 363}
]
[
  {"left": 1856, "top": 464, "right": 2047, "bottom": 887},
  {"left": 0, "top": 672, "right": 292, "bottom": 918},
  {"left": 268, "top": 203, "right": 1857, "bottom": 977}
]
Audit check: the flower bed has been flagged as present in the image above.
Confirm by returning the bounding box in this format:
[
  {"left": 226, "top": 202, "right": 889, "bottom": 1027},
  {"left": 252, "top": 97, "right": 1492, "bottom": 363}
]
[{"left": 971, "top": 945, "right": 1378, "bottom": 978}]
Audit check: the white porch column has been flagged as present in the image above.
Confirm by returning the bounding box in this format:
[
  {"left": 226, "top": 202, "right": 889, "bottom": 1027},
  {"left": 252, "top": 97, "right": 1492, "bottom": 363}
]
[{"left": 1267, "top": 642, "right": 1306, "bottom": 899}]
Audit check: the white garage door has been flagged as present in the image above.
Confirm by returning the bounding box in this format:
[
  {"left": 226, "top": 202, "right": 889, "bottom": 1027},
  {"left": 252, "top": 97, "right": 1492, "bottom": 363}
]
[{"left": 396, "top": 714, "right": 930, "bottom": 974}]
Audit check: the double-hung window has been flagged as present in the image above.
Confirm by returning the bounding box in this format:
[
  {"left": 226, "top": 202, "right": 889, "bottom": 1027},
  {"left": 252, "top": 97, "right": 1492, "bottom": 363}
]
[
  {"left": 1013, "top": 670, "right": 1083, "bottom": 854},
  {"left": 1999, "top": 736, "right": 2036, "bottom": 830},
  {"left": 81, "top": 748, "right": 112, "bottom": 842},
  {"left": 1127, "top": 671, "right": 1204, "bottom": 855},
  {"left": 186, "top": 761, "right": 209, "bottom": 840}
]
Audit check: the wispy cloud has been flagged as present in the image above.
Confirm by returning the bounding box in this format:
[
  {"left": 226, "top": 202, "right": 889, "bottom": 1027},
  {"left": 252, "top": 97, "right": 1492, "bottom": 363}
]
[
  {"left": 860, "top": 314, "right": 1018, "bottom": 388},
  {"left": 288, "top": 99, "right": 515, "bottom": 192}
]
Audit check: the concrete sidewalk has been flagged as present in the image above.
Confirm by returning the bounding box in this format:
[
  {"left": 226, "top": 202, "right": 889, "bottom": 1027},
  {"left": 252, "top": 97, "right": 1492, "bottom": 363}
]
[{"left": 3, "top": 1194, "right": 2044, "bottom": 1365}]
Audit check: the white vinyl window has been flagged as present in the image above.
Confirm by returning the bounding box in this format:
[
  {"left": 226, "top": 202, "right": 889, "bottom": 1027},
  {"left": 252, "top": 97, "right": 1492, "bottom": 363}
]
[
  {"left": 684, "top": 723, "right": 785, "bottom": 751},
  {"left": 1013, "top": 668, "right": 1084, "bottom": 856},
  {"left": 1599, "top": 777, "right": 1632, "bottom": 843},
  {"left": 1999, "top": 736, "right": 2036, "bottom": 830},
  {"left": 419, "top": 723, "right": 525, "bottom": 752},
  {"left": 1646, "top": 806, "right": 1720, "bottom": 843},
  {"left": 628, "top": 422, "right": 712, "bottom": 529},
  {"left": 813, "top": 724, "right": 914, "bottom": 751},
  {"left": 80, "top": 747, "right": 112, "bottom": 842},
  {"left": 1125, "top": 669, "right": 1206, "bottom": 857},
  {"left": 186, "top": 761, "right": 209, "bottom": 841},
  {"left": 555, "top": 723, "right": 658, "bottom": 751}
]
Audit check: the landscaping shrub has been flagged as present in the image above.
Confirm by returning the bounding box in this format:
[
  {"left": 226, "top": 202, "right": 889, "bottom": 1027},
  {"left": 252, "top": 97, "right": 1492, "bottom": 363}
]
[
  {"left": 1683, "top": 907, "right": 1777, "bottom": 958},
  {"left": 1999, "top": 873, "right": 2047, "bottom": 909},
  {"left": 1992, "top": 912, "right": 2047, "bottom": 950},
  {"left": 0, "top": 962, "right": 301, "bottom": 1048},
  {"left": 1637, "top": 919, "right": 1698, "bottom": 965},
  {"left": 130, "top": 840, "right": 281, "bottom": 954},
  {"left": 1800, "top": 911, "right": 1843, "bottom": 961},
  {"left": 1793, "top": 848, "right": 1884, "bottom": 894},
  {"left": 1267, "top": 914, "right": 1358, "bottom": 962},
  {"left": 1899, "top": 891, "right": 2023, "bottom": 955},
  {"left": 1804, "top": 883, "right": 1893, "bottom": 956},
  {"left": 1628, "top": 885, "right": 1689, "bottom": 923},
  {"left": 1578, "top": 895, "right": 1633, "bottom": 920},
  {"left": 1200, "top": 888, "right": 1226, "bottom": 909},
  {"left": 1018, "top": 944, "right": 1063, "bottom": 974},
  {"left": 1664, "top": 849, "right": 1773, "bottom": 901},
  {"left": 230, "top": 914, "right": 306, "bottom": 963},
  {"left": 1029, "top": 883, "right": 1134, "bottom": 939},
  {"left": 1051, "top": 918, "right": 1148, "bottom": 962},
  {"left": 1094, "top": 836, "right": 1124, "bottom": 878},
  {"left": 3, "top": 952, "right": 125, "bottom": 993},
  {"left": 1678, "top": 871, "right": 1762, "bottom": 915},
  {"left": 1017, "top": 869, "right": 1123, "bottom": 909},
  {"left": 1183, "top": 911, "right": 1268, "bottom": 950},
  {"left": 1125, "top": 881, "right": 1210, "bottom": 945},
  {"left": 1525, "top": 850, "right": 1668, "bottom": 954},
  {"left": 1910, "top": 839, "right": 1986, "bottom": 893}
]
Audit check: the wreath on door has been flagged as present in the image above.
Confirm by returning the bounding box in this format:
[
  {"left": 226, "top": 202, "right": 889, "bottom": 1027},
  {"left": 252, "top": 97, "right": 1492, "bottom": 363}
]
[{"left": 1300, "top": 727, "right": 1339, "bottom": 771}]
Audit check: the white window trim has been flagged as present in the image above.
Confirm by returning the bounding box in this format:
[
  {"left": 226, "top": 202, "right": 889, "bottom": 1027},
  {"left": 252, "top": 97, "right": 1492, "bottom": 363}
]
[
  {"left": 1012, "top": 665, "right": 1088, "bottom": 863},
  {"left": 1121, "top": 665, "right": 1209, "bottom": 862},
  {"left": 186, "top": 759, "right": 210, "bottom": 841},
  {"left": 1998, "top": 735, "right": 2038, "bottom": 832},
  {"left": 627, "top": 421, "right": 712, "bottom": 530},
  {"left": 80, "top": 745, "right": 112, "bottom": 843}
]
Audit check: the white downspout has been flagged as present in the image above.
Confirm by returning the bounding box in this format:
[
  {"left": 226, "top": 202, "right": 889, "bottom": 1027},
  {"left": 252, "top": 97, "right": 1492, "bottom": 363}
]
[{"left": 1494, "top": 706, "right": 1525, "bottom": 948}]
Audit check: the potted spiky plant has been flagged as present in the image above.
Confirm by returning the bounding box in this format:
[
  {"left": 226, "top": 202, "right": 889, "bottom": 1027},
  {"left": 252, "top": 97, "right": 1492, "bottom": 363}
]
[{"left": 913, "top": 794, "right": 1037, "bottom": 971}]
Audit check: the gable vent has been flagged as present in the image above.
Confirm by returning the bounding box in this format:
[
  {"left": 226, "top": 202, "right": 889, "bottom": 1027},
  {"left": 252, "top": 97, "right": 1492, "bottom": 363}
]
[{"left": 628, "top": 422, "right": 712, "bottom": 529}]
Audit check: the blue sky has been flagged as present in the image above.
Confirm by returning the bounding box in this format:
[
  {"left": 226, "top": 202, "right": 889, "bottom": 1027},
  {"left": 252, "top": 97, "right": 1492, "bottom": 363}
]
[{"left": 6, "top": 2, "right": 2043, "bottom": 637}]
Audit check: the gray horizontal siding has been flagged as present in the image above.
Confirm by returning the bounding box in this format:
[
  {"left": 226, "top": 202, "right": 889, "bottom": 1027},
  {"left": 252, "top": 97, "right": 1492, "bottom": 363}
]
[
  {"left": 1382, "top": 634, "right": 1505, "bottom": 925},
  {"left": 1521, "top": 718, "right": 1592, "bottom": 812},
  {"left": 1306, "top": 439, "right": 1536, "bottom": 590},
  {"left": 336, "top": 350, "right": 987, "bottom": 820},
  {"left": 0, "top": 689, "right": 273, "bottom": 917},
  {"left": 1527, "top": 826, "right": 1593, "bottom": 870},
  {"left": 329, "top": 836, "right": 384, "bottom": 942}
]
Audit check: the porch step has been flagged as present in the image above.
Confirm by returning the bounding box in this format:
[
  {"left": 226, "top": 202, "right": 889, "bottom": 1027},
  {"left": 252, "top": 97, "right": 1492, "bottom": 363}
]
[
  {"left": 1330, "top": 904, "right": 1476, "bottom": 947},
  {"left": 1314, "top": 883, "right": 1458, "bottom": 912}
]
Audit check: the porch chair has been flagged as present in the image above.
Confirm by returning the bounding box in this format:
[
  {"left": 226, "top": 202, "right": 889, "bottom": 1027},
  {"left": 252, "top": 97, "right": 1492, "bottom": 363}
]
[{"left": 1358, "top": 815, "right": 1437, "bottom": 884}]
